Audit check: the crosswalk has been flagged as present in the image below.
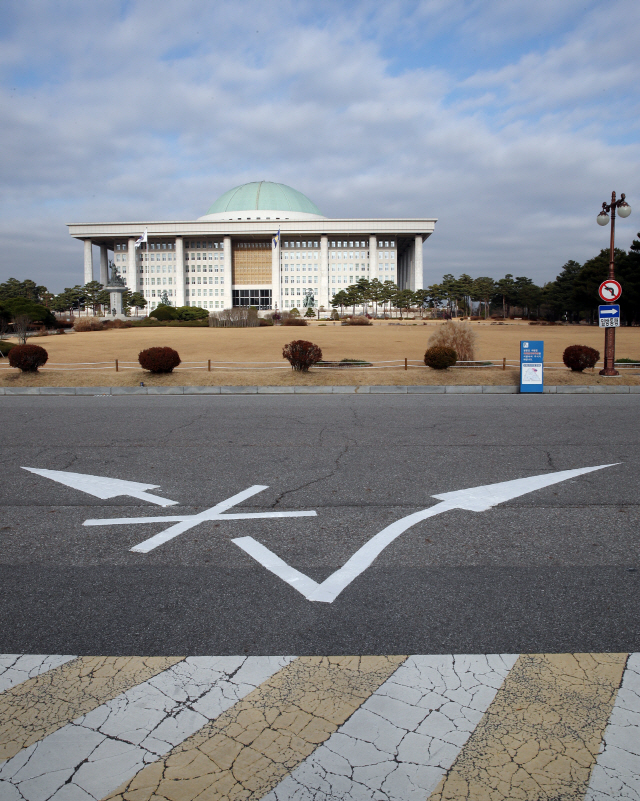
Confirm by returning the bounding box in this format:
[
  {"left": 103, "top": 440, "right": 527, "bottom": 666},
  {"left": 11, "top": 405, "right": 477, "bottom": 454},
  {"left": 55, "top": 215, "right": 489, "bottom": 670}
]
[{"left": 0, "top": 653, "right": 638, "bottom": 801}]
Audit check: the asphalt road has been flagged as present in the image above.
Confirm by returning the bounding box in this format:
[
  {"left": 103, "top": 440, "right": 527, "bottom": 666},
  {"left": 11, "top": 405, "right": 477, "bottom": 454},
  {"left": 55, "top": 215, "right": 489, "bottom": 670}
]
[{"left": 1, "top": 394, "right": 638, "bottom": 655}]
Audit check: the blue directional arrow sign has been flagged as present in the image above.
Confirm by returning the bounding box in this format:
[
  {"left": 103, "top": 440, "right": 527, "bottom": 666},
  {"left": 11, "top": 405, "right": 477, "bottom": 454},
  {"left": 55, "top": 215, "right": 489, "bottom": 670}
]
[{"left": 599, "top": 305, "right": 620, "bottom": 328}]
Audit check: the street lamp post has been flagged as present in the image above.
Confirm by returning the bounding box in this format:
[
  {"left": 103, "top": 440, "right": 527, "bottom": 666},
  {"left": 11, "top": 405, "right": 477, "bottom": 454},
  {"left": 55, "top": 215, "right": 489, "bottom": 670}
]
[{"left": 596, "top": 191, "right": 631, "bottom": 376}]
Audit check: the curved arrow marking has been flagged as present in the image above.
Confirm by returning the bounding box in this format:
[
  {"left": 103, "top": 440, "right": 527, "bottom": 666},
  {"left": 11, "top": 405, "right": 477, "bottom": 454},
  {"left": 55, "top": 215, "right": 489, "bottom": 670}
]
[{"left": 233, "top": 464, "right": 618, "bottom": 603}]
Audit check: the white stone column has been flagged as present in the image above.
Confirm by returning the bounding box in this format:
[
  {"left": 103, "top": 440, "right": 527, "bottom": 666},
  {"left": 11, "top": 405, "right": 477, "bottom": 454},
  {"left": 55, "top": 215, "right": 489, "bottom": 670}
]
[
  {"left": 174, "top": 237, "right": 185, "bottom": 307},
  {"left": 223, "top": 236, "right": 232, "bottom": 309},
  {"left": 83, "top": 239, "right": 93, "bottom": 284},
  {"left": 127, "top": 239, "right": 137, "bottom": 294},
  {"left": 414, "top": 235, "right": 423, "bottom": 291},
  {"left": 99, "top": 245, "right": 109, "bottom": 286},
  {"left": 319, "top": 235, "right": 329, "bottom": 313},
  {"left": 369, "top": 235, "right": 378, "bottom": 282},
  {"left": 271, "top": 238, "right": 281, "bottom": 312}
]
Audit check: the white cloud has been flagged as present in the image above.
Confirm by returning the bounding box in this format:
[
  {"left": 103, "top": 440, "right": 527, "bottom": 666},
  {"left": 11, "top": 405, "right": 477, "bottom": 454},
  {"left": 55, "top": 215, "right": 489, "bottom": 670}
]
[{"left": 0, "top": 0, "right": 638, "bottom": 291}]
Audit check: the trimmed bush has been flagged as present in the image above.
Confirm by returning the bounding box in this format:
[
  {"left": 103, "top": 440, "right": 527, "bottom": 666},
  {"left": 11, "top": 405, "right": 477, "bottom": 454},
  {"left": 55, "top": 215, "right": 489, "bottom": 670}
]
[
  {"left": 424, "top": 345, "right": 457, "bottom": 370},
  {"left": 563, "top": 345, "right": 599, "bottom": 372},
  {"left": 283, "top": 340, "right": 322, "bottom": 371},
  {"left": 344, "top": 316, "right": 372, "bottom": 326},
  {"left": 0, "top": 341, "right": 16, "bottom": 356},
  {"left": 9, "top": 343, "right": 48, "bottom": 372},
  {"left": 304, "top": 307, "right": 316, "bottom": 318},
  {"left": 102, "top": 319, "right": 133, "bottom": 329},
  {"left": 258, "top": 318, "right": 274, "bottom": 326},
  {"left": 282, "top": 318, "right": 308, "bottom": 326},
  {"left": 150, "top": 304, "right": 178, "bottom": 321},
  {"left": 138, "top": 346, "right": 181, "bottom": 373},
  {"left": 74, "top": 318, "right": 104, "bottom": 332}
]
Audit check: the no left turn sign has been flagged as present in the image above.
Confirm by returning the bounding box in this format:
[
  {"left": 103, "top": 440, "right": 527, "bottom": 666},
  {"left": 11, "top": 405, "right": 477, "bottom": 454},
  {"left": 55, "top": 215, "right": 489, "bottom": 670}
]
[{"left": 598, "top": 280, "right": 622, "bottom": 302}]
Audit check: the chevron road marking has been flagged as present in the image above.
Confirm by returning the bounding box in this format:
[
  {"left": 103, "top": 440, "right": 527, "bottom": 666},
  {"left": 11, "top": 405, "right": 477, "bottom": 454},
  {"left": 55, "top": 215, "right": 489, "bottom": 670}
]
[
  {"left": 234, "top": 464, "right": 616, "bottom": 602},
  {"left": 1, "top": 653, "right": 639, "bottom": 801}
]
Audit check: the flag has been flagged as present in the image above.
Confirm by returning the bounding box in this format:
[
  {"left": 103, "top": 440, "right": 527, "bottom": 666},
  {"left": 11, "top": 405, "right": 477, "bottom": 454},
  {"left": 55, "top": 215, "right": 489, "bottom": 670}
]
[
  {"left": 134, "top": 229, "right": 148, "bottom": 248},
  {"left": 272, "top": 228, "right": 281, "bottom": 249}
]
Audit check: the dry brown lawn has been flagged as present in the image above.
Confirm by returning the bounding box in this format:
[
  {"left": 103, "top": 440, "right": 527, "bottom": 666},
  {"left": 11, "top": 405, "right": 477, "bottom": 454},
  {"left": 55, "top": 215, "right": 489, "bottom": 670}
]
[{"left": 2, "top": 320, "right": 639, "bottom": 387}]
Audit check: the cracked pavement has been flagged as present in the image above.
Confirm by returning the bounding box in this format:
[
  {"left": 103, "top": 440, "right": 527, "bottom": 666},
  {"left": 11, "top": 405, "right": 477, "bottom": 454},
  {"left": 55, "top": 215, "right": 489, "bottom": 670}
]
[
  {"left": 1, "top": 652, "right": 640, "bottom": 800},
  {"left": 1, "top": 394, "right": 640, "bottom": 796}
]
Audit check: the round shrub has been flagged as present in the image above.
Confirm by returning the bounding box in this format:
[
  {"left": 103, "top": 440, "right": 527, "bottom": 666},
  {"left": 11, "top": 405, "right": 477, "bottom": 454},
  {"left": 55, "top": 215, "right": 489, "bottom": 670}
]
[
  {"left": 150, "top": 305, "right": 178, "bottom": 321},
  {"left": 424, "top": 345, "right": 457, "bottom": 370},
  {"left": 563, "top": 345, "right": 600, "bottom": 372},
  {"left": 138, "top": 346, "right": 181, "bottom": 373},
  {"left": 283, "top": 340, "right": 323, "bottom": 372},
  {"left": 282, "top": 318, "right": 308, "bottom": 326},
  {"left": 9, "top": 343, "right": 48, "bottom": 372}
]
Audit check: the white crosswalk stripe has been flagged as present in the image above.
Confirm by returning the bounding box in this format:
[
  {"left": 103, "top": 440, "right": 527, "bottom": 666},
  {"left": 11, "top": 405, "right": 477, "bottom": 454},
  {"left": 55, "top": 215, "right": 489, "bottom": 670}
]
[{"left": 0, "top": 654, "right": 76, "bottom": 693}]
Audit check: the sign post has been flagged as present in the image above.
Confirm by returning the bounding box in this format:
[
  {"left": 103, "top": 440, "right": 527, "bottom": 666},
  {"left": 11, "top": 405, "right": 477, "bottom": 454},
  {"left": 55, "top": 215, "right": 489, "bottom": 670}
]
[{"left": 520, "top": 340, "right": 544, "bottom": 393}]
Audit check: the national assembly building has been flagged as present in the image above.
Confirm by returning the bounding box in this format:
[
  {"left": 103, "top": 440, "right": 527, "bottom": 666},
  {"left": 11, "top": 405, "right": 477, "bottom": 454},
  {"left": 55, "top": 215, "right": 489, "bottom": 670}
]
[{"left": 67, "top": 181, "right": 437, "bottom": 312}]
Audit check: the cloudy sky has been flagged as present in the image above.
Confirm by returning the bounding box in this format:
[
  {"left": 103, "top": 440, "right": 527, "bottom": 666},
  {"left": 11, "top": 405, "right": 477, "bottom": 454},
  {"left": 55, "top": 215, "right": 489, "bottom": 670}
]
[{"left": 1, "top": 0, "right": 638, "bottom": 293}]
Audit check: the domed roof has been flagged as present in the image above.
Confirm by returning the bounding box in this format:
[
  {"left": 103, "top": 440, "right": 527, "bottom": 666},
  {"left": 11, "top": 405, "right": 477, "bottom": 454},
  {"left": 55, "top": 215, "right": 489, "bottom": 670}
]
[{"left": 203, "top": 181, "right": 323, "bottom": 217}]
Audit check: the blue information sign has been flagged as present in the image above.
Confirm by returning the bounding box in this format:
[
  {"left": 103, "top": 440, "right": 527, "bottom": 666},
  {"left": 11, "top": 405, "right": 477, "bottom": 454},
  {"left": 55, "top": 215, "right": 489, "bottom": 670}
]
[
  {"left": 598, "top": 305, "right": 620, "bottom": 327},
  {"left": 520, "top": 340, "right": 544, "bottom": 393}
]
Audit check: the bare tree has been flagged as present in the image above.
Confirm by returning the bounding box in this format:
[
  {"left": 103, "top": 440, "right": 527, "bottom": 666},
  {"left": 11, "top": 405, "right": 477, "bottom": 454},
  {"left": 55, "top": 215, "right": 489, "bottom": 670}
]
[{"left": 13, "top": 315, "right": 31, "bottom": 345}]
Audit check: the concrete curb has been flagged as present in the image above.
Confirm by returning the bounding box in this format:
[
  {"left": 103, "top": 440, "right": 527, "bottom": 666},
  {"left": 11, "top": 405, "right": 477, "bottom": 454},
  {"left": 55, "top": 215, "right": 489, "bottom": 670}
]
[{"left": 0, "top": 385, "right": 638, "bottom": 396}]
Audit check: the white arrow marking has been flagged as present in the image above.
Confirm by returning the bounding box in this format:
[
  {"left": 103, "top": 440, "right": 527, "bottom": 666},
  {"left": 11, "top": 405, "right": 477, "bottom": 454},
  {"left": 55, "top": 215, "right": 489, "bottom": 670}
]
[
  {"left": 600, "top": 308, "right": 619, "bottom": 316},
  {"left": 233, "top": 464, "right": 617, "bottom": 603},
  {"left": 22, "top": 467, "right": 178, "bottom": 506},
  {"left": 83, "top": 485, "right": 317, "bottom": 553}
]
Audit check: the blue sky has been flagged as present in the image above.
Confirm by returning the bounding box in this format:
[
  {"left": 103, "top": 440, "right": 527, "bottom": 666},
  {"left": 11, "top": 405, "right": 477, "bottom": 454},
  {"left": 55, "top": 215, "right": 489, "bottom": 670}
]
[{"left": 0, "top": 0, "right": 638, "bottom": 292}]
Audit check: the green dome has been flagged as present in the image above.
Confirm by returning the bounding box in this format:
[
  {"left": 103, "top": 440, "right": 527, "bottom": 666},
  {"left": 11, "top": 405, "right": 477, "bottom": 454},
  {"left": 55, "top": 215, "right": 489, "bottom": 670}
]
[{"left": 205, "top": 181, "right": 322, "bottom": 216}]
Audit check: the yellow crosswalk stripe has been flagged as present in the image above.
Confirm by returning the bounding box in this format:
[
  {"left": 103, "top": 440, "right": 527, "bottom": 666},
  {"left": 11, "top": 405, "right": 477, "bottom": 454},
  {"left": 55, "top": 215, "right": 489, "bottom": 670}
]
[
  {"left": 428, "top": 653, "right": 627, "bottom": 801},
  {"left": 0, "top": 656, "right": 183, "bottom": 762},
  {"left": 103, "top": 656, "right": 406, "bottom": 801},
  {"left": 1, "top": 653, "right": 637, "bottom": 801}
]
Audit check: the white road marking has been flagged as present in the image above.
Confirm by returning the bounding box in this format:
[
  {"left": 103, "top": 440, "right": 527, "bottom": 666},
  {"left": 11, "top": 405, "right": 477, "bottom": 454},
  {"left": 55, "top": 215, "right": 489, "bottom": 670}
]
[
  {"left": 233, "top": 464, "right": 617, "bottom": 602},
  {"left": 264, "top": 654, "right": 518, "bottom": 801},
  {"left": 82, "top": 485, "right": 317, "bottom": 553},
  {"left": 22, "top": 467, "right": 178, "bottom": 506},
  {"left": 0, "top": 655, "right": 77, "bottom": 694},
  {"left": 0, "top": 656, "right": 294, "bottom": 801},
  {"left": 585, "top": 652, "right": 640, "bottom": 800}
]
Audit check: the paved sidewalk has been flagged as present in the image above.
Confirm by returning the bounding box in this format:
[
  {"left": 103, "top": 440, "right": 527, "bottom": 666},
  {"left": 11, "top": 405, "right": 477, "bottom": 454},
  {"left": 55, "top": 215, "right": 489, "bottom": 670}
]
[
  {"left": 1, "top": 384, "right": 639, "bottom": 395},
  {"left": 1, "top": 652, "right": 638, "bottom": 800}
]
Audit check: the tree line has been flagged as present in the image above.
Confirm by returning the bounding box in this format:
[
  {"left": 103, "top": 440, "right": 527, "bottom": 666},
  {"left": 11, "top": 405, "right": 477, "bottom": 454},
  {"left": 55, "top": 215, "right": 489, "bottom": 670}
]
[{"left": 330, "top": 231, "right": 640, "bottom": 323}]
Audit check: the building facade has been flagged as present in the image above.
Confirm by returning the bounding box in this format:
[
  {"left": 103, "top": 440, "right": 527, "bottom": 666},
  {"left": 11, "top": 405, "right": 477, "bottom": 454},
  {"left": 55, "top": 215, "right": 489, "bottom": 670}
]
[{"left": 67, "top": 182, "right": 437, "bottom": 311}]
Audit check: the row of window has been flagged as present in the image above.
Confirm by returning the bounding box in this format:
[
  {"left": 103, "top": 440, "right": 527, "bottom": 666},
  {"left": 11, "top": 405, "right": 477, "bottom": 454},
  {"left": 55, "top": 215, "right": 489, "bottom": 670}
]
[
  {"left": 186, "top": 265, "right": 223, "bottom": 273},
  {"left": 140, "top": 254, "right": 176, "bottom": 261},
  {"left": 281, "top": 265, "right": 318, "bottom": 272},
  {"left": 144, "top": 277, "right": 173, "bottom": 286},
  {"left": 114, "top": 239, "right": 395, "bottom": 253},
  {"left": 283, "top": 287, "right": 315, "bottom": 295},
  {"left": 282, "top": 276, "right": 319, "bottom": 284},
  {"left": 187, "top": 252, "right": 223, "bottom": 260},
  {"left": 186, "top": 276, "right": 225, "bottom": 285},
  {"left": 144, "top": 289, "right": 174, "bottom": 297},
  {"left": 281, "top": 252, "right": 319, "bottom": 260},
  {"left": 186, "top": 288, "right": 224, "bottom": 297}
]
